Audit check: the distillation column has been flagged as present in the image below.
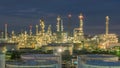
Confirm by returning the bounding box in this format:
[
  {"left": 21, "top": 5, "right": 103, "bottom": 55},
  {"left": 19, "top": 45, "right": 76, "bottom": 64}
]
[
  {"left": 29, "top": 25, "right": 32, "bottom": 36},
  {"left": 78, "top": 13, "right": 84, "bottom": 36},
  {"left": 61, "top": 19, "right": 64, "bottom": 32},
  {"left": 40, "top": 19, "right": 45, "bottom": 35},
  {"left": 57, "top": 16, "right": 61, "bottom": 32},
  {"left": 106, "top": 16, "right": 109, "bottom": 35},
  {"left": 36, "top": 25, "right": 38, "bottom": 35}
]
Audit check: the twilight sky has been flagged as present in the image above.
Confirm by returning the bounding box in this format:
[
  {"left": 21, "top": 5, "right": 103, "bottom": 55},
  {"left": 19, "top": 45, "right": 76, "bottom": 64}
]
[{"left": 0, "top": 0, "right": 120, "bottom": 35}]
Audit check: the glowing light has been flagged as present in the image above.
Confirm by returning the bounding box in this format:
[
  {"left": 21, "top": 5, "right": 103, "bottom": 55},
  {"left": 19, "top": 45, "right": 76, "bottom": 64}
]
[
  {"left": 68, "top": 14, "right": 72, "bottom": 18},
  {"left": 58, "top": 48, "right": 62, "bottom": 53},
  {"left": 79, "top": 13, "right": 84, "bottom": 19},
  {"left": 57, "top": 16, "right": 61, "bottom": 21},
  {"left": 106, "top": 16, "right": 109, "bottom": 20}
]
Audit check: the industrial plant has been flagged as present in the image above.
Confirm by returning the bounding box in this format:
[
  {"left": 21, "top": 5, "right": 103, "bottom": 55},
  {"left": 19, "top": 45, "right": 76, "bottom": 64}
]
[{"left": 0, "top": 13, "right": 120, "bottom": 68}]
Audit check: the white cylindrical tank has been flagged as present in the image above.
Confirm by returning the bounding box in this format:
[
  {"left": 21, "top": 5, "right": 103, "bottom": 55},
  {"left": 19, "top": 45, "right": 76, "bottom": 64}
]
[{"left": 0, "top": 53, "right": 5, "bottom": 68}]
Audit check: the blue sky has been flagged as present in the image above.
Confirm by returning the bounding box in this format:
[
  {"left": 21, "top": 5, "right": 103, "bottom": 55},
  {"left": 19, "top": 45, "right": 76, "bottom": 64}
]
[{"left": 0, "top": 0, "right": 120, "bottom": 35}]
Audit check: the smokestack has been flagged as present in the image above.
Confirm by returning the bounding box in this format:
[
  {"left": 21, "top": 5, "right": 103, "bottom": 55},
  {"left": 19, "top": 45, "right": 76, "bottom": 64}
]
[
  {"left": 5, "top": 24, "right": 7, "bottom": 40},
  {"left": 29, "top": 25, "right": 32, "bottom": 36},
  {"left": 105, "top": 16, "right": 109, "bottom": 35},
  {"left": 36, "top": 25, "right": 38, "bottom": 35}
]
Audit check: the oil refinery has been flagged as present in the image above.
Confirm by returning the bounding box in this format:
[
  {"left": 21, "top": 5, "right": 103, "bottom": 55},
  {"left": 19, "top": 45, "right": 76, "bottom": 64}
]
[{"left": 0, "top": 13, "right": 120, "bottom": 68}]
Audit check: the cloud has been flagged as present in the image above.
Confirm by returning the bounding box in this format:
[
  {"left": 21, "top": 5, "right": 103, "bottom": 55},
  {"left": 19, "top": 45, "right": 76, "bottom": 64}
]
[{"left": 17, "top": 8, "right": 37, "bottom": 13}]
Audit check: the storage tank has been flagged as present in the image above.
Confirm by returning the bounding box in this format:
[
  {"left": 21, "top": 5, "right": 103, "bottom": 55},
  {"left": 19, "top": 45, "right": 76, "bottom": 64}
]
[
  {"left": 0, "top": 42, "right": 7, "bottom": 68},
  {"left": 0, "top": 53, "right": 5, "bottom": 68}
]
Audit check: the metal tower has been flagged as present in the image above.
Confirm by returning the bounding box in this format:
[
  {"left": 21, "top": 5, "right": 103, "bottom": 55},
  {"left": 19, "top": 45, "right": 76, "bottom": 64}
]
[
  {"left": 29, "top": 25, "right": 32, "bottom": 36},
  {"left": 5, "top": 24, "right": 7, "bottom": 40},
  {"left": 105, "top": 16, "right": 109, "bottom": 35},
  {"left": 78, "top": 13, "right": 84, "bottom": 35},
  {"left": 40, "top": 19, "right": 45, "bottom": 35},
  {"left": 61, "top": 19, "right": 64, "bottom": 32},
  {"left": 57, "top": 16, "right": 61, "bottom": 32},
  {"left": 36, "top": 25, "right": 38, "bottom": 35},
  {"left": 47, "top": 25, "right": 52, "bottom": 35}
]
